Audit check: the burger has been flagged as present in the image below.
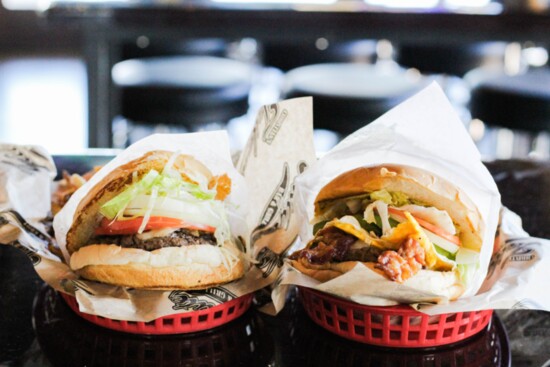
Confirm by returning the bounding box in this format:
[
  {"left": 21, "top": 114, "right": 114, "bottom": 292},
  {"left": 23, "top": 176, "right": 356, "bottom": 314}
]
[
  {"left": 289, "top": 165, "right": 484, "bottom": 300},
  {"left": 64, "top": 150, "right": 245, "bottom": 290}
]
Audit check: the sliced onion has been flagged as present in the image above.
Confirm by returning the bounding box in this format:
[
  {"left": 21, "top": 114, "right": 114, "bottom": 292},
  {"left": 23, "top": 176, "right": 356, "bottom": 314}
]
[
  {"left": 137, "top": 185, "right": 159, "bottom": 233},
  {"left": 374, "top": 201, "right": 392, "bottom": 236},
  {"left": 339, "top": 215, "right": 362, "bottom": 228},
  {"left": 125, "top": 194, "right": 224, "bottom": 228},
  {"left": 364, "top": 202, "right": 376, "bottom": 224},
  {"left": 398, "top": 204, "right": 456, "bottom": 235},
  {"left": 162, "top": 150, "right": 182, "bottom": 175},
  {"left": 423, "top": 228, "right": 460, "bottom": 255}
]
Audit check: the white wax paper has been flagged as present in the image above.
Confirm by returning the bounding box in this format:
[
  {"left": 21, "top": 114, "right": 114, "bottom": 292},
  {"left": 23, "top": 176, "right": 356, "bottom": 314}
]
[
  {"left": 0, "top": 144, "right": 56, "bottom": 219},
  {"left": 282, "top": 82, "right": 502, "bottom": 308}
]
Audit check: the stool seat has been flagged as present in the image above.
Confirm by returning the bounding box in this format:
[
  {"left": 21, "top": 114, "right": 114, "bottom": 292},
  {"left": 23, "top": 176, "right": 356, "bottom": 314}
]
[
  {"left": 470, "top": 69, "right": 550, "bottom": 133},
  {"left": 284, "top": 63, "right": 428, "bottom": 135},
  {"left": 397, "top": 42, "right": 506, "bottom": 77},
  {"left": 122, "top": 38, "right": 229, "bottom": 60},
  {"left": 112, "top": 56, "right": 252, "bottom": 128},
  {"left": 262, "top": 40, "right": 377, "bottom": 72}
]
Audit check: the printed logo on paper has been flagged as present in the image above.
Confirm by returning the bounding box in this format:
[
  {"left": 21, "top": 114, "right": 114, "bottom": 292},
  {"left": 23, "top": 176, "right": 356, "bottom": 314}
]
[
  {"left": 11, "top": 240, "right": 41, "bottom": 266},
  {"left": 0, "top": 145, "right": 52, "bottom": 174},
  {"left": 487, "top": 237, "right": 540, "bottom": 279},
  {"left": 169, "top": 287, "right": 238, "bottom": 311},
  {"left": 1, "top": 210, "right": 52, "bottom": 246},
  {"left": 250, "top": 161, "right": 308, "bottom": 248},
  {"left": 236, "top": 103, "right": 288, "bottom": 174},
  {"left": 262, "top": 103, "right": 288, "bottom": 145},
  {"left": 250, "top": 162, "right": 292, "bottom": 245},
  {"left": 255, "top": 247, "right": 284, "bottom": 278},
  {"left": 511, "top": 298, "right": 544, "bottom": 310}
]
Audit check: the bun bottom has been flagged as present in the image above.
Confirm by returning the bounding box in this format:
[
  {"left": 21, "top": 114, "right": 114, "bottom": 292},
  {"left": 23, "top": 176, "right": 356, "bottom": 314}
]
[
  {"left": 78, "top": 261, "right": 244, "bottom": 290},
  {"left": 290, "top": 258, "right": 464, "bottom": 301},
  {"left": 70, "top": 243, "right": 245, "bottom": 289}
]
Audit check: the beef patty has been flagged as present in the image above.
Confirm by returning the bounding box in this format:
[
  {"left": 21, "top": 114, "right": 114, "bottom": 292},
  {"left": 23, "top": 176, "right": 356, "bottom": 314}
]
[{"left": 90, "top": 228, "right": 217, "bottom": 251}]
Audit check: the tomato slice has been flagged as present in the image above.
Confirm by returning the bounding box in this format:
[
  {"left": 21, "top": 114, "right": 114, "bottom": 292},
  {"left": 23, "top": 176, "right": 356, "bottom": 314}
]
[
  {"left": 95, "top": 216, "right": 216, "bottom": 235},
  {"left": 387, "top": 207, "right": 460, "bottom": 246}
]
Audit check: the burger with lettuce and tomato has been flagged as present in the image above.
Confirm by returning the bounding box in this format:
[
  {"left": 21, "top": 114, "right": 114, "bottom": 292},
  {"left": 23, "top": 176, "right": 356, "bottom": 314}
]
[
  {"left": 290, "top": 165, "right": 484, "bottom": 301},
  {"left": 64, "top": 150, "right": 245, "bottom": 290}
]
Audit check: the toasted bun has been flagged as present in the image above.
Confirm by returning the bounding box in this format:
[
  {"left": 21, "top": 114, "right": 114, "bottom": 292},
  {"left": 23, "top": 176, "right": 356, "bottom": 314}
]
[
  {"left": 290, "top": 258, "right": 464, "bottom": 300},
  {"left": 66, "top": 151, "right": 212, "bottom": 255},
  {"left": 70, "top": 242, "right": 245, "bottom": 289},
  {"left": 314, "top": 165, "right": 483, "bottom": 252}
]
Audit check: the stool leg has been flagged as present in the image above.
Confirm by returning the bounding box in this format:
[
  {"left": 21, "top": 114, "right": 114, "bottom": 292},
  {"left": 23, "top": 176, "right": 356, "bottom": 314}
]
[
  {"left": 533, "top": 131, "right": 550, "bottom": 160},
  {"left": 510, "top": 130, "right": 533, "bottom": 158}
]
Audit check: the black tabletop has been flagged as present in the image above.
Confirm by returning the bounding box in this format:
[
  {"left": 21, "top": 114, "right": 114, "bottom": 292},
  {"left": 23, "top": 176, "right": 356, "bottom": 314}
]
[{"left": 1, "top": 158, "right": 550, "bottom": 366}]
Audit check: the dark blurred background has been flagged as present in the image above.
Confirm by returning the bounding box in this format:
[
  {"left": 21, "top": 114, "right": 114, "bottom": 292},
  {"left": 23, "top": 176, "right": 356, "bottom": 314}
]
[{"left": 0, "top": 0, "right": 549, "bottom": 158}]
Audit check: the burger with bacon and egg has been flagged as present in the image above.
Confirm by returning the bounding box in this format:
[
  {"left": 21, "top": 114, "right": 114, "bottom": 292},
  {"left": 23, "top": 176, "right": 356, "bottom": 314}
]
[
  {"left": 289, "top": 165, "right": 484, "bottom": 300},
  {"left": 64, "top": 150, "right": 245, "bottom": 290}
]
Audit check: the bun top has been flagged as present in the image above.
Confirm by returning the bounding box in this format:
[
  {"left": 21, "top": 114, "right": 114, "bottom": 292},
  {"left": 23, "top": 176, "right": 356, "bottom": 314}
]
[
  {"left": 65, "top": 151, "right": 213, "bottom": 255},
  {"left": 314, "top": 165, "right": 484, "bottom": 251}
]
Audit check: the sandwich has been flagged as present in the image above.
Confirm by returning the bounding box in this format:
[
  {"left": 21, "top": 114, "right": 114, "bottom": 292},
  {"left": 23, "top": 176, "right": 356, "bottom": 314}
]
[
  {"left": 289, "top": 165, "right": 484, "bottom": 300},
  {"left": 65, "top": 150, "right": 245, "bottom": 289}
]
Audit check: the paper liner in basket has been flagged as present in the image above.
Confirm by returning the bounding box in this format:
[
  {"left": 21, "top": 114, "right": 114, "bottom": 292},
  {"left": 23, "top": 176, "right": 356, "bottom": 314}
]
[
  {"left": 281, "top": 83, "right": 504, "bottom": 310},
  {"left": 0, "top": 101, "right": 317, "bottom": 322}
]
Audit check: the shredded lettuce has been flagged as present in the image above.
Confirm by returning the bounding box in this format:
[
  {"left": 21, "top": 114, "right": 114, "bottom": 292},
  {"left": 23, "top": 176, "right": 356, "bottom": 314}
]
[
  {"left": 353, "top": 214, "right": 382, "bottom": 237},
  {"left": 434, "top": 244, "right": 456, "bottom": 261},
  {"left": 99, "top": 169, "right": 216, "bottom": 220},
  {"left": 457, "top": 262, "right": 479, "bottom": 286},
  {"left": 370, "top": 190, "right": 411, "bottom": 207},
  {"left": 370, "top": 190, "right": 393, "bottom": 205},
  {"left": 100, "top": 170, "right": 160, "bottom": 220},
  {"left": 455, "top": 248, "right": 480, "bottom": 286}
]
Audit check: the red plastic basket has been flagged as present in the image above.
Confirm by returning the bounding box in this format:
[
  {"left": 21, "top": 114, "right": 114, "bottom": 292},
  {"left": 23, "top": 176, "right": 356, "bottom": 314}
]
[
  {"left": 298, "top": 286, "right": 493, "bottom": 348},
  {"left": 60, "top": 292, "right": 253, "bottom": 335}
]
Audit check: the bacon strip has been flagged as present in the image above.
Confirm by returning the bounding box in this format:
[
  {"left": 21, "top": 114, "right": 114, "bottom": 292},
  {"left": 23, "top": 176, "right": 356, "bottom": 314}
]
[
  {"left": 289, "top": 227, "right": 357, "bottom": 264},
  {"left": 376, "top": 238, "right": 426, "bottom": 283}
]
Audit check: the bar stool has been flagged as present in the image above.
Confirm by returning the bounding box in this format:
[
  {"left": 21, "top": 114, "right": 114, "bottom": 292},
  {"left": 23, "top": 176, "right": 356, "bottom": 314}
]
[
  {"left": 469, "top": 69, "right": 550, "bottom": 159},
  {"left": 283, "top": 63, "right": 428, "bottom": 151},
  {"left": 262, "top": 39, "right": 378, "bottom": 71},
  {"left": 484, "top": 159, "right": 550, "bottom": 239},
  {"left": 111, "top": 56, "right": 253, "bottom": 147},
  {"left": 121, "top": 38, "right": 230, "bottom": 60},
  {"left": 396, "top": 42, "right": 508, "bottom": 125},
  {"left": 396, "top": 42, "right": 507, "bottom": 77}
]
